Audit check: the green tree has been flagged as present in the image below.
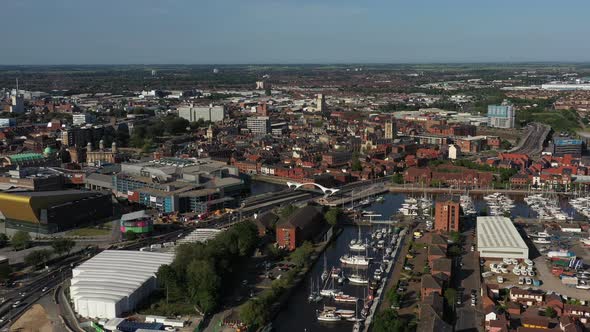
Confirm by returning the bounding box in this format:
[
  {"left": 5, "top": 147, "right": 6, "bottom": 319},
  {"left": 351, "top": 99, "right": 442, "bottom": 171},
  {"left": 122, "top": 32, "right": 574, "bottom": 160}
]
[
  {"left": 0, "top": 233, "right": 8, "bottom": 248},
  {"left": 187, "top": 259, "right": 220, "bottom": 314},
  {"left": 352, "top": 152, "right": 363, "bottom": 172},
  {"left": 164, "top": 117, "right": 190, "bottom": 135},
  {"left": 444, "top": 288, "right": 457, "bottom": 307},
  {"left": 234, "top": 222, "right": 259, "bottom": 256},
  {"left": 545, "top": 306, "right": 557, "bottom": 318},
  {"left": 279, "top": 205, "right": 298, "bottom": 219},
  {"left": 24, "top": 249, "right": 53, "bottom": 268},
  {"left": 11, "top": 231, "right": 31, "bottom": 251},
  {"left": 392, "top": 173, "right": 404, "bottom": 184},
  {"left": 51, "top": 238, "right": 76, "bottom": 256},
  {"left": 290, "top": 241, "right": 314, "bottom": 267},
  {"left": 448, "top": 245, "right": 462, "bottom": 257},
  {"left": 372, "top": 309, "right": 411, "bottom": 332},
  {"left": 240, "top": 298, "right": 269, "bottom": 328},
  {"left": 324, "top": 207, "right": 342, "bottom": 226},
  {"left": 125, "top": 230, "right": 138, "bottom": 241},
  {"left": 0, "top": 264, "right": 11, "bottom": 282},
  {"left": 449, "top": 231, "right": 461, "bottom": 244}
]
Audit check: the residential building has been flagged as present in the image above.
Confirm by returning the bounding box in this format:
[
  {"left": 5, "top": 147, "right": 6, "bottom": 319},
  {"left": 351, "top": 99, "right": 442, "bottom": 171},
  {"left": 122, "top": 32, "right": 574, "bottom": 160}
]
[
  {"left": 487, "top": 103, "right": 515, "bottom": 128},
  {"left": 247, "top": 116, "right": 271, "bottom": 135},
  {"left": 178, "top": 104, "right": 225, "bottom": 123},
  {"left": 72, "top": 113, "right": 96, "bottom": 126},
  {"left": 434, "top": 197, "right": 460, "bottom": 232}
]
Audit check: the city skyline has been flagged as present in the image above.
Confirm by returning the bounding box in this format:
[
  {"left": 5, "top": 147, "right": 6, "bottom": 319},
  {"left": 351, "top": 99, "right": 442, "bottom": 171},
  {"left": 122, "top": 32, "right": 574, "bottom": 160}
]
[{"left": 1, "top": 0, "right": 590, "bottom": 65}]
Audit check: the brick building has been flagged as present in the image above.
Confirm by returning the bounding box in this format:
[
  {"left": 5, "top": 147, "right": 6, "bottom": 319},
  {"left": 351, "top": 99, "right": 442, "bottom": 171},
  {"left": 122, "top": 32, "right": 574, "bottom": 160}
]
[
  {"left": 434, "top": 197, "right": 460, "bottom": 232},
  {"left": 276, "top": 206, "right": 324, "bottom": 251}
]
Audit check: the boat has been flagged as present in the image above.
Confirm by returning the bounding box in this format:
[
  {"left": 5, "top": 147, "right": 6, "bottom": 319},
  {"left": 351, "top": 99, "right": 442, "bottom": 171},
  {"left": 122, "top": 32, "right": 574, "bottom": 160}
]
[
  {"left": 321, "top": 255, "right": 329, "bottom": 282},
  {"left": 320, "top": 288, "right": 339, "bottom": 297},
  {"left": 308, "top": 279, "right": 322, "bottom": 303},
  {"left": 375, "top": 196, "right": 384, "bottom": 203},
  {"left": 331, "top": 267, "right": 342, "bottom": 279},
  {"left": 582, "top": 238, "right": 590, "bottom": 246},
  {"left": 353, "top": 321, "right": 362, "bottom": 332},
  {"left": 349, "top": 273, "right": 369, "bottom": 285},
  {"left": 340, "top": 255, "right": 370, "bottom": 266},
  {"left": 317, "top": 307, "right": 341, "bottom": 322},
  {"left": 334, "top": 292, "right": 359, "bottom": 303},
  {"left": 350, "top": 226, "right": 368, "bottom": 251},
  {"left": 335, "top": 309, "right": 355, "bottom": 318}
]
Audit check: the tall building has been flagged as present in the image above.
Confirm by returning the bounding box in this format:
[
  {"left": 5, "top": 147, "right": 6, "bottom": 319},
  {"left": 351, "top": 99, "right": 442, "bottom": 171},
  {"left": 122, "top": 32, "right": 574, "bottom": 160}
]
[
  {"left": 10, "top": 95, "right": 24, "bottom": 113},
  {"left": 256, "top": 81, "right": 271, "bottom": 90},
  {"left": 384, "top": 120, "right": 395, "bottom": 139},
  {"left": 434, "top": 197, "right": 460, "bottom": 232},
  {"left": 487, "top": 103, "right": 515, "bottom": 128},
  {"left": 552, "top": 138, "right": 583, "bottom": 157},
  {"left": 72, "top": 113, "right": 96, "bottom": 126},
  {"left": 316, "top": 94, "right": 326, "bottom": 112},
  {"left": 178, "top": 104, "right": 225, "bottom": 123},
  {"left": 247, "top": 116, "right": 271, "bottom": 135}
]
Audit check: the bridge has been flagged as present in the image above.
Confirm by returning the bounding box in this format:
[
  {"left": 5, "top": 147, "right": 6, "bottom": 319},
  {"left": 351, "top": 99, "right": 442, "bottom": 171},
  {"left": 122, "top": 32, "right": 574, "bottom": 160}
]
[{"left": 286, "top": 181, "right": 340, "bottom": 196}]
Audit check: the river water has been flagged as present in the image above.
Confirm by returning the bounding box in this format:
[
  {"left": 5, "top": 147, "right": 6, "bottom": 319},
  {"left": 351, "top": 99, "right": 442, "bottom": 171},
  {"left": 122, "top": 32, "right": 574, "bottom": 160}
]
[
  {"left": 250, "top": 181, "right": 287, "bottom": 196},
  {"left": 270, "top": 191, "right": 566, "bottom": 332}
]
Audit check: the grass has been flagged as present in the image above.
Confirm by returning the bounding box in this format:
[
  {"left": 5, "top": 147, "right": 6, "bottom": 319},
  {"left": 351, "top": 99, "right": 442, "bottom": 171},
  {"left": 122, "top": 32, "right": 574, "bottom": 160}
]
[{"left": 66, "top": 220, "right": 113, "bottom": 237}]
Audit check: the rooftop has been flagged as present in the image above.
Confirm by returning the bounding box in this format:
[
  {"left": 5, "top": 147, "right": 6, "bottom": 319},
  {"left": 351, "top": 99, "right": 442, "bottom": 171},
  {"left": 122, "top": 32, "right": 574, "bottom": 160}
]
[{"left": 477, "top": 216, "right": 528, "bottom": 250}]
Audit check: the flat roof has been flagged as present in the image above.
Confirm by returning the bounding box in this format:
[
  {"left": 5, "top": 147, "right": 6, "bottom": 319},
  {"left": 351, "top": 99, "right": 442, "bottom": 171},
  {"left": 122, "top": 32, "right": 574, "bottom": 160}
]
[{"left": 477, "top": 216, "right": 528, "bottom": 250}]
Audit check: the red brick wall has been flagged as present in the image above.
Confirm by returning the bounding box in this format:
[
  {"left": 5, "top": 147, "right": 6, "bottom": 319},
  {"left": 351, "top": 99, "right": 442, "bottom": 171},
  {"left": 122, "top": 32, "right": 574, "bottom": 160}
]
[{"left": 276, "top": 227, "right": 296, "bottom": 251}]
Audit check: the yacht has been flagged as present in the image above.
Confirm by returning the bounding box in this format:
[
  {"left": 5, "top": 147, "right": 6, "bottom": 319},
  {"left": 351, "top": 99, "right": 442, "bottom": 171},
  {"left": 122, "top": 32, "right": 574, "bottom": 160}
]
[
  {"left": 581, "top": 238, "right": 590, "bottom": 246},
  {"left": 308, "top": 279, "right": 322, "bottom": 303},
  {"left": 320, "top": 288, "right": 339, "bottom": 297},
  {"left": 334, "top": 292, "right": 359, "bottom": 303},
  {"left": 353, "top": 321, "right": 362, "bottom": 332},
  {"left": 340, "top": 255, "right": 371, "bottom": 266},
  {"left": 348, "top": 273, "right": 369, "bottom": 285},
  {"left": 317, "top": 309, "right": 341, "bottom": 322},
  {"left": 335, "top": 309, "right": 355, "bottom": 318}
]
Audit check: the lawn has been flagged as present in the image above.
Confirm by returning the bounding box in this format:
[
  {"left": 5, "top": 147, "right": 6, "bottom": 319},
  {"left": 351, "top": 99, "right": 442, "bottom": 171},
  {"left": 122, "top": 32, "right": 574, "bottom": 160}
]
[{"left": 66, "top": 220, "right": 113, "bottom": 237}]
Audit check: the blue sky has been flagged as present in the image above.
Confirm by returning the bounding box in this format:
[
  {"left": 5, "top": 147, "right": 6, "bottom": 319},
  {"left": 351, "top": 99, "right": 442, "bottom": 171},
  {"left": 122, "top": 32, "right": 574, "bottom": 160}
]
[{"left": 1, "top": 0, "right": 589, "bottom": 64}]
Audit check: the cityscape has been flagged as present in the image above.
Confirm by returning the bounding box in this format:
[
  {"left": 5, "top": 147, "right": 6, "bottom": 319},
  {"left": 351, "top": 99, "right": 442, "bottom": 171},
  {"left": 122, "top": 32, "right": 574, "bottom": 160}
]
[{"left": 3, "top": 2, "right": 590, "bottom": 332}]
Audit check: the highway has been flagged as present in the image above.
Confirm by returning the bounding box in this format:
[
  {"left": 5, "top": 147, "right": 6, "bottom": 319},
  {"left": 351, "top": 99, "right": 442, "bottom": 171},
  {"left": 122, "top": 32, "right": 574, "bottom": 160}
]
[{"left": 509, "top": 122, "right": 551, "bottom": 156}]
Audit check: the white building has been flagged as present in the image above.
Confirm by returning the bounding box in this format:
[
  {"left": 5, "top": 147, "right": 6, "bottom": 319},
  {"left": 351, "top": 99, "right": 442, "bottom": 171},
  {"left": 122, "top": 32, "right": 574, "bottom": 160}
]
[
  {"left": 247, "top": 116, "right": 270, "bottom": 135},
  {"left": 10, "top": 95, "right": 24, "bottom": 113},
  {"left": 178, "top": 104, "right": 225, "bottom": 123},
  {"left": 541, "top": 83, "right": 590, "bottom": 91},
  {"left": 476, "top": 216, "right": 529, "bottom": 259},
  {"left": 70, "top": 250, "right": 174, "bottom": 319},
  {"left": 448, "top": 144, "right": 460, "bottom": 160},
  {"left": 73, "top": 113, "right": 96, "bottom": 126}
]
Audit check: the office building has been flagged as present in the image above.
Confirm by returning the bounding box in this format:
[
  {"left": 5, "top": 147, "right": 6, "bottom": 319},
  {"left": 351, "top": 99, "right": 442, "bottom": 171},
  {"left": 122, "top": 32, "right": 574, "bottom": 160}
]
[
  {"left": 487, "top": 104, "right": 515, "bottom": 128},
  {"left": 384, "top": 120, "right": 395, "bottom": 139},
  {"left": 70, "top": 250, "right": 174, "bottom": 318},
  {"left": 0, "top": 118, "right": 16, "bottom": 128},
  {"left": 178, "top": 104, "right": 225, "bottom": 123},
  {"left": 434, "top": 197, "right": 460, "bottom": 232},
  {"left": 552, "top": 138, "right": 583, "bottom": 157},
  {"left": 10, "top": 95, "right": 24, "bottom": 113},
  {"left": 477, "top": 216, "right": 529, "bottom": 259},
  {"left": 73, "top": 113, "right": 96, "bottom": 126},
  {"left": 247, "top": 116, "right": 271, "bottom": 135},
  {"left": 179, "top": 104, "right": 225, "bottom": 122},
  {"left": 541, "top": 83, "right": 590, "bottom": 91}
]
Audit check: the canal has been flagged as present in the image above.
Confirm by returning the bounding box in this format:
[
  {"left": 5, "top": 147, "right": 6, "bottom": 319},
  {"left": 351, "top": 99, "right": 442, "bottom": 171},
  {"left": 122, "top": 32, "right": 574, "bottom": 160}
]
[{"left": 271, "top": 192, "right": 555, "bottom": 332}]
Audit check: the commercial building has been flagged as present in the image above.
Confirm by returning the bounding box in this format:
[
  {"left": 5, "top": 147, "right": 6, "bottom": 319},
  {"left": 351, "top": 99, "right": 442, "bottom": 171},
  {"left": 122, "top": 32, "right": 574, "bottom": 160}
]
[
  {"left": 476, "top": 216, "right": 529, "bottom": 259},
  {"left": 120, "top": 210, "right": 153, "bottom": 234},
  {"left": 72, "top": 113, "right": 96, "bottom": 126},
  {"left": 247, "top": 116, "right": 271, "bottom": 135},
  {"left": 276, "top": 205, "right": 324, "bottom": 251},
  {"left": 487, "top": 104, "right": 515, "bottom": 128},
  {"left": 112, "top": 158, "right": 244, "bottom": 214},
  {"left": 70, "top": 250, "right": 174, "bottom": 319},
  {"left": 552, "top": 138, "right": 583, "bottom": 157},
  {"left": 0, "top": 118, "right": 16, "bottom": 128},
  {"left": 10, "top": 94, "right": 24, "bottom": 113},
  {"left": 434, "top": 197, "right": 460, "bottom": 232},
  {"left": 541, "top": 83, "right": 590, "bottom": 91},
  {"left": 322, "top": 152, "right": 352, "bottom": 167},
  {"left": 0, "top": 190, "right": 113, "bottom": 234},
  {"left": 178, "top": 104, "right": 225, "bottom": 123}
]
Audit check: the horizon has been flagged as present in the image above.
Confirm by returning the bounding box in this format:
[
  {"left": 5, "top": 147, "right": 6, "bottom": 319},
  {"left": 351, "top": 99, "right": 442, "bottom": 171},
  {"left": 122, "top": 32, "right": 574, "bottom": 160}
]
[{"left": 1, "top": 0, "right": 590, "bottom": 65}]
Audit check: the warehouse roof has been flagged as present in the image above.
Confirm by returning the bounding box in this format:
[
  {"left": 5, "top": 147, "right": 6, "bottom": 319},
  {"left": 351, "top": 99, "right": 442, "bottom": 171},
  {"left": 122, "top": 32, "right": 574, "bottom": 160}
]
[
  {"left": 70, "top": 250, "right": 174, "bottom": 305},
  {"left": 477, "top": 216, "right": 527, "bottom": 250}
]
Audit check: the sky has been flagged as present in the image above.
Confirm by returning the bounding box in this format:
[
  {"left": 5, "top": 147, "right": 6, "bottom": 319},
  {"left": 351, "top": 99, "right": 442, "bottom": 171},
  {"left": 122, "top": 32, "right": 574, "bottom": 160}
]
[{"left": 1, "top": 0, "right": 589, "bottom": 65}]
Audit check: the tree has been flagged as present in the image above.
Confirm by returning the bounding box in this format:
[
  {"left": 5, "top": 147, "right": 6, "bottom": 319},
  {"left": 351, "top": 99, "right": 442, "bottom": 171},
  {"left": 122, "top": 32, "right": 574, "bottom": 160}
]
[
  {"left": 0, "top": 233, "right": 8, "bottom": 248},
  {"left": 324, "top": 207, "right": 341, "bottom": 226},
  {"left": 240, "top": 298, "right": 269, "bottom": 328},
  {"left": 449, "top": 231, "right": 461, "bottom": 244},
  {"left": 279, "top": 205, "right": 297, "bottom": 219},
  {"left": 51, "top": 238, "right": 76, "bottom": 256},
  {"left": 164, "top": 117, "right": 190, "bottom": 135},
  {"left": 289, "top": 241, "right": 314, "bottom": 267},
  {"left": 234, "top": 222, "right": 259, "bottom": 256},
  {"left": 352, "top": 153, "right": 363, "bottom": 172},
  {"left": 392, "top": 173, "right": 404, "bottom": 184},
  {"left": 24, "top": 249, "right": 53, "bottom": 268},
  {"left": 11, "top": 231, "right": 31, "bottom": 251},
  {"left": 187, "top": 259, "right": 220, "bottom": 314},
  {"left": 448, "top": 245, "right": 462, "bottom": 257},
  {"left": 125, "top": 230, "right": 138, "bottom": 241},
  {"left": 0, "top": 264, "right": 11, "bottom": 282},
  {"left": 545, "top": 306, "right": 557, "bottom": 318},
  {"left": 444, "top": 288, "right": 457, "bottom": 307}
]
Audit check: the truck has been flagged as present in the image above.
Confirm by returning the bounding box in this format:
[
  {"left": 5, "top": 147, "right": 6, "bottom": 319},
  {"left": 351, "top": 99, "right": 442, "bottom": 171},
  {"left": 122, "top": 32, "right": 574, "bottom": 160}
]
[
  {"left": 561, "top": 276, "right": 579, "bottom": 286},
  {"left": 551, "top": 258, "right": 572, "bottom": 268}
]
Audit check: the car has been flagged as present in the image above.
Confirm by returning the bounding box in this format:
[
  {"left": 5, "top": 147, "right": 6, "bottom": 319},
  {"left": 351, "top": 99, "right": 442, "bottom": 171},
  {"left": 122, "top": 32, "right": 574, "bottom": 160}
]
[
  {"left": 471, "top": 298, "right": 476, "bottom": 306},
  {"left": 397, "top": 287, "right": 406, "bottom": 292},
  {"left": 497, "top": 276, "right": 504, "bottom": 284},
  {"left": 12, "top": 300, "right": 21, "bottom": 308},
  {"left": 403, "top": 266, "right": 412, "bottom": 271},
  {"left": 19, "top": 292, "right": 26, "bottom": 297},
  {"left": 526, "top": 277, "right": 532, "bottom": 285},
  {"left": 577, "top": 282, "right": 590, "bottom": 290},
  {"left": 456, "top": 296, "right": 462, "bottom": 305},
  {"left": 42, "top": 287, "right": 48, "bottom": 292},
  {"left": 519, "top": 277, "right": 525, "bottom": 285},
  {"left": 470, "top": 245, "right": 475, "bottom": 252},
  {"left": 471, "top": 289, "right": 477, "bottom": 296}
]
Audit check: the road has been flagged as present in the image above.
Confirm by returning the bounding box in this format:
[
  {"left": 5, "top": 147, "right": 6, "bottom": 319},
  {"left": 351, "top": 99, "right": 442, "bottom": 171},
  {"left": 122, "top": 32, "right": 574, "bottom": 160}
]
[
  {"left": 454, "top": 217, "right": 483, "bottom": 332},
  {"left": 509, "top": 122, "right": 551, "bottom": 156}
]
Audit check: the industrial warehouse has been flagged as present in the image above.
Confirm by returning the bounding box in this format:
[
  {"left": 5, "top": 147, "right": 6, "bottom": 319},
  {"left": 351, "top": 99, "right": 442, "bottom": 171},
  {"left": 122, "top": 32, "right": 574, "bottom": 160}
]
[
  {"left": 0, "top": 190, "right": 113, "bottom": 234},
  {"left": 476, "top": 216, "right": 529, "bottom": 259},
  {"left": 70, "top": 250, "right": 174, "bottom": 319}
]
